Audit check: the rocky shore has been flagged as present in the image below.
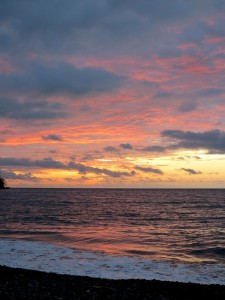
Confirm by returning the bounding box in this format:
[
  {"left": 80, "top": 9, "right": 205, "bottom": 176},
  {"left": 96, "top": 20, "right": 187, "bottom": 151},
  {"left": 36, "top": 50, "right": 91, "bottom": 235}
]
[{"left": 0, "top": 265, "right": 225, "bottom": 299}]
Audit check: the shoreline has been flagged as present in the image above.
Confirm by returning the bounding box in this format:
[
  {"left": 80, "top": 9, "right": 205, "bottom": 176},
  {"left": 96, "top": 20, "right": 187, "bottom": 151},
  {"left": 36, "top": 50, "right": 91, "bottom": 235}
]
[
  {"left": 1, "top": 265, "right": 225, "bottom": 300},
  {"left": 1, "top": 238, "right": 224, "bottom": 285}
]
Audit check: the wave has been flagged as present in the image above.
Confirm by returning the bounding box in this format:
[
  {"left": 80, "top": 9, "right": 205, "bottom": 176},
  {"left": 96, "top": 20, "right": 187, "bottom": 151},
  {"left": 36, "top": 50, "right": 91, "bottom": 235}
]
[
  {"left": 0, "top": 238, "right": 225, "bottom": 285},
  {"left": 189, "top": 247, "right": 225, "bottom": 258},
  {"left": 125, "top": 249, "right": 157, "bottom": 256}
]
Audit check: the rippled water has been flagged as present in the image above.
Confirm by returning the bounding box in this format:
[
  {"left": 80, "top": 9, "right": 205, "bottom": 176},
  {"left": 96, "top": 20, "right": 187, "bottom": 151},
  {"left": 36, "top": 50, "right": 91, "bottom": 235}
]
[{"left": 0, "top": 188, "right": 225, "bottom": 283}]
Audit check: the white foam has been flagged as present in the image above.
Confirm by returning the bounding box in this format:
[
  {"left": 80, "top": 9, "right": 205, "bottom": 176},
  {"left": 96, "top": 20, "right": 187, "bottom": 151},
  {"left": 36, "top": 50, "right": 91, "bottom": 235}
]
[{"left": 0, "top": 239, "right": 224, "bottom": 285}]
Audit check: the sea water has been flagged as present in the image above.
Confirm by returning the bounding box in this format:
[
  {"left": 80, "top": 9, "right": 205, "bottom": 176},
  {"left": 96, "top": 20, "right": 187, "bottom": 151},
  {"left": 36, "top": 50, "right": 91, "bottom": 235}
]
[{"left": 0, "top": 188, "right": 225, "bottom": 284}]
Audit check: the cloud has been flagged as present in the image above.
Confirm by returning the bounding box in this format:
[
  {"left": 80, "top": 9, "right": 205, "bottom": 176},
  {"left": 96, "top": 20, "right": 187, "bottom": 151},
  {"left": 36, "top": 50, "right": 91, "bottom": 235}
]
[
  {"left": 1, "top": 1, "right": 225, "bottom": 188},
  {"left": 177, "top": 88, "right": 225, "bottom": 113},
  {"left": 178, "top": 101, "right": 198, "bottom": 112},
  {"left": 103, "top": 169, "right": 135, "bottom": 178},
  {"left": 0, "top": 157, "right": 67, "bottom": 169},
  {"left": 42, "top": 134, "right": 63, "bottom": 141},
  {"left": 177, "top": 156, "right": 201, "bottom": 160},
  {"left": 161, "top": 129, "right": 225, "bottom": 153},
  {"left": 0, "top": 58, "right": 124, "bottom": 125},
  {"left": 0, "top": 157, "right": 134, "bottom": 178},
  {"left": 120, "top": 143, "right": 133, "bottom": 150},
  {"left": 0, "top": 98, "right": 64, "bottom": 120},
  {"left": 81, "top": 154, "right": 94, "bottom": 162},
  {"left": 104, "top": 146, "right": 118, "bottom": 152},
  {"left": 135, "top": 165, "right": 164, "bottom": 175},
  {"left": 2, "top": 170, "right": 40, "bottom": 181},
  {"left": 1, "top": 0, "right": 223, "bottom": 59},
  {"left": 104, "top": 143, "right": 134, "bottom": 152},
  {"left": 142, "top": 145, "right": 165, "bottom": 152},
  {"left": 68, "top": 161, "right": 135, "bottom": 178},
  {"left": 196, "top": 88, "right": 225, "bottom": 97},
  {"left": 180, "top": 168, "right": 202, "bottom": 175},
  {"left": 0, "top": 130, "right": 14, "bottom": 134},
  {"left": 153, "top": 91, "right": 174, "bottom": 99},
  {"left": 0, "top": 62, "right": 123, "bottom": 98}
]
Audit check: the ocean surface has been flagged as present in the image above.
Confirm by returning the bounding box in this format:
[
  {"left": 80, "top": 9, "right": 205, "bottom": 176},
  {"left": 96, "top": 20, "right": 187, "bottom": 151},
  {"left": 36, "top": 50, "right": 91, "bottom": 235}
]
[{"left": 0, "top": 188, "right": 225, "bottom": 284}]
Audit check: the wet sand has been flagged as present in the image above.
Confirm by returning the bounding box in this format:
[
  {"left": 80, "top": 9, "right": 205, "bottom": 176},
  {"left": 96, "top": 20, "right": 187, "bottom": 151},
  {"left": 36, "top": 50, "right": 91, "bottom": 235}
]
[{"left": 0, "top": 265, "right": 225, "bottom": 299}]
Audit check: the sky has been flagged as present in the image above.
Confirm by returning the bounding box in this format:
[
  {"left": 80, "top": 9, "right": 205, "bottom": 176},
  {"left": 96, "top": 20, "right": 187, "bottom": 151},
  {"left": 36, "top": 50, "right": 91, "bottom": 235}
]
[{"left": 0, "top": 0, "right": 225, "bottom": 188}]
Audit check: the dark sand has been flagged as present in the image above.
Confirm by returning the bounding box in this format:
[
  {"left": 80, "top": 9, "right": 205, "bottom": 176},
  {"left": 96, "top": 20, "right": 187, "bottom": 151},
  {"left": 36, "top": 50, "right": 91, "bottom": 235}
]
[{"left": 0, "top": 265, "right": 225, "bottom": 299}]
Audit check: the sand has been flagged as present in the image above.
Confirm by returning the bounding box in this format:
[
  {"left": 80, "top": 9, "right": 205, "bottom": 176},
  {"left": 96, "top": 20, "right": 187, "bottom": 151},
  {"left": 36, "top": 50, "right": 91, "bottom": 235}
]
[{"left": 0, "top": 265, "right": 225, "bottom": 299}]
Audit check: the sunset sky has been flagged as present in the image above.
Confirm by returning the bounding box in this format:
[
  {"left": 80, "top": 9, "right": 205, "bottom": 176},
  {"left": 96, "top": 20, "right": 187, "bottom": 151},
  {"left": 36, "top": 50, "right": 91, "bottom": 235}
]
[{"left": 0, "top": 0, "right": 225, "bottom": 188}]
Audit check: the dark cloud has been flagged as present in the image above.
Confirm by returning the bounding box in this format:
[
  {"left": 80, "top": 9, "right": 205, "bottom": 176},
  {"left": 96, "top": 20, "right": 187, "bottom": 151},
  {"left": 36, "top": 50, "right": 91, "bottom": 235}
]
[
  {"left": 142, "top": 145, "right": 165, "bottom": 152},
  {"left": 80, "top": 105, "right": 92, "bottom": 112},
  {"left": 0, "top": 157, "right": 66, "bottom": 169},
  {"left": 178, "top": 101, "right": 198, "bottom": 113},
  {"left": 178, "top": 88, "right": 225, "bottom": 113},
  {"left": 104, "top": 146, "right": 118, "bottom": 152},
  {"left": 120, "top": 143, "right": 133, "bottom": 150},
  {"left": 196, "top": 88, "right": 225, "bottom": 97},
  {"left": 135, "top": 165, "right": 163, "bottom": 175},
  {"left": 0, "top": 0, "right": 223, "bottom": 58},
  {"left": 161, "top": 129, "right": 225, "bottom": 153},
  {"left": 104, "top": 143, "right": 134, "bottom": 152},
  {"left": 0, "top": 63, "right": 123, "bottom": 98},
  {"left": 180, "top": 168, "right": 202, "bottom": 175},
  {"left": 0, "top": 157, "right": 31, "bottom": 167},
  {"left": 81, "top": 154, "right": 94, "bottom": 162},
  {"left": 2, "top": 170, "right": 39, "bottom": 181},
  {"left": 68, "top": 161, "right": 134, "bottom": 178},
  {"left": 0, "top": 157, "right": 134, "bottom": 178},
  {"left": 33, "top": 158, "right": 67, "bottom": 169},
  {"left": 0, "top": 98, "right": 64, "bottom": 120},
  {"left": 0, "top": 60, "right": 122, "bottom": 123},
  {"left": 102, "top": 169, "right": 135, "bottom": 178},
  {"left": 0, "top": 130, "right": 13, "bottom": 143},
  {"left": 153, "top": 91, "right": 174, "bottom": 99},
  {"left": 0, "top": 130, "right": 14, "bottom": 134},
  {"left": 42, "top": 134, "right": 63, "bottom": 141},
  {"left": 177, "top": 156, "right": 201, "bottom": 160},
  {"left": 109, "top": 0, "right": 225, "bottom": 19}
]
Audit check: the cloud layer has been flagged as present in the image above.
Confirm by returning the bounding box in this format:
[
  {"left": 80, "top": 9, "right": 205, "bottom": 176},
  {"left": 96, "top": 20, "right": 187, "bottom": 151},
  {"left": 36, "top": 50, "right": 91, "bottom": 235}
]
[
  {"left": 180, "top": 168, "right": 202, "bottom": 175},
  {"left": 162, "top": 129, "right": 225, "bottom": 153},
  {"left": 0, "top": 1, "right": 225, "bottom": 187},
  {"left": 0, "top": 157, "right": 135, "bottom": 178}
]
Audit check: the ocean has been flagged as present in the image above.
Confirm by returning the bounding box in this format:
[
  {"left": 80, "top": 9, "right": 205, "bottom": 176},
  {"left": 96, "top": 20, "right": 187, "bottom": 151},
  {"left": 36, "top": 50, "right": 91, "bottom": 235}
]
[{"left": 0, "top": 188, "right": 225, "bottom": 284}]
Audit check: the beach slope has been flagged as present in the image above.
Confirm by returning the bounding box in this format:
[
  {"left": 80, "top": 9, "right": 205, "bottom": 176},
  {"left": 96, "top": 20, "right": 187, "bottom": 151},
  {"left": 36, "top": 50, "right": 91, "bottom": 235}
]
[{"left": 1, "top": 265, "right": 225, "bottom": 299}]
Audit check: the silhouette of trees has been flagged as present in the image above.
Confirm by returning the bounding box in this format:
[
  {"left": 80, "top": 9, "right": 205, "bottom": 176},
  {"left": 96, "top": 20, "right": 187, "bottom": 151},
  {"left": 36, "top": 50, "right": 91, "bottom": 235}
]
[
  {"left": 0, "top": 171, "right": 8, "bottom": 189},
  {"left": 0, "top": 176, "right": 6, "bottom": 189}
]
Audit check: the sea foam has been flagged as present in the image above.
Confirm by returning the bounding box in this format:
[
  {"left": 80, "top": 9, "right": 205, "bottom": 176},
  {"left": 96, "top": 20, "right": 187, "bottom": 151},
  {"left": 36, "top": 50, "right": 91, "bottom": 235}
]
[{"left": 0, "top": 239, "right": 224, "bottom": 285}]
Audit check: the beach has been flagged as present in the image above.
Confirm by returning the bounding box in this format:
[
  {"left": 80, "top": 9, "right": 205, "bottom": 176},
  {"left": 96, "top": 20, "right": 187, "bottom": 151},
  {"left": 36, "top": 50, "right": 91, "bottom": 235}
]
[{"left": 1, "top": 265, "right": 225, "bottom": 300}]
